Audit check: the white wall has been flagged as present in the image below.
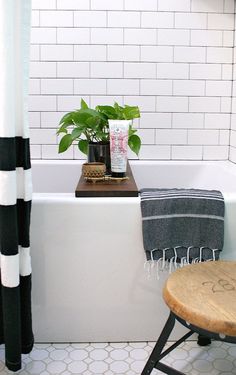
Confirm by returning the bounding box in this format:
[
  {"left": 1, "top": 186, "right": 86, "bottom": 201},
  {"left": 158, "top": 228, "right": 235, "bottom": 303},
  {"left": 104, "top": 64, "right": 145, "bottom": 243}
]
[
  {"left": 29, "top": 0, "right": 235, "bottom": 161},
  {"left": 229, "top": 11, "right": 236, "bottom": 163}
]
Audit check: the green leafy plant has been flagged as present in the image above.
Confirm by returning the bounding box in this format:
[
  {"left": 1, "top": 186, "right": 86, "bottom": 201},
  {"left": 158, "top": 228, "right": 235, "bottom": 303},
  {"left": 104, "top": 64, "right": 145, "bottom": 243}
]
[
  {"left": 57, "top": 99, "right": 141, "bottom": 156},
  {"left": 57, "top": 99, "right": 108, "bottom": 155}
]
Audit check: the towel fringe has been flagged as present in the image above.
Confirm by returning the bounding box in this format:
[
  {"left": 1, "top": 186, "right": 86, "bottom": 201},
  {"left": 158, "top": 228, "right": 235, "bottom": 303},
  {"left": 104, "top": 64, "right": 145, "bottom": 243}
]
[{"left": 145, "top": 247, "right": 220, "bottom": 279}]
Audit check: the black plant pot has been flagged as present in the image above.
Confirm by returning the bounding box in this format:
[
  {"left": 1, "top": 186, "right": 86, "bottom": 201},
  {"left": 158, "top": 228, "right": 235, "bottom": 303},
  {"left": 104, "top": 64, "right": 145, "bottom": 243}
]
[{"left": 88, "top": 142, "right": 111, "bottom": 175}]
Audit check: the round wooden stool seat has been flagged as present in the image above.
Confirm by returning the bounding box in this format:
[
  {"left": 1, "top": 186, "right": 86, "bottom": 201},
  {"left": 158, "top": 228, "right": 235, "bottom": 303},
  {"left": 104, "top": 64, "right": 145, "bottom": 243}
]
[{"left": 163, "top": 260, "right": 236, "bottom": 337}]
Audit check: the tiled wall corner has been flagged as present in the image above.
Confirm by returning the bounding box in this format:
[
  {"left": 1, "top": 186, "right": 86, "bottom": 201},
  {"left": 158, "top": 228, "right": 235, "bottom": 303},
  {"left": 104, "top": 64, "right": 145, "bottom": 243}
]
[{"left": 29, "top": 0, "right": 235, "bottom": 161}]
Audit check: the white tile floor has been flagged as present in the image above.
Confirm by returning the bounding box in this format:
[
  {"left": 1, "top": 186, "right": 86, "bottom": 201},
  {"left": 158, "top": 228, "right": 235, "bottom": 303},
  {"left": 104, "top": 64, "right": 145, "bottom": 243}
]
[{"left": 1, "top": 340, "right": 236, "bottom": 374}]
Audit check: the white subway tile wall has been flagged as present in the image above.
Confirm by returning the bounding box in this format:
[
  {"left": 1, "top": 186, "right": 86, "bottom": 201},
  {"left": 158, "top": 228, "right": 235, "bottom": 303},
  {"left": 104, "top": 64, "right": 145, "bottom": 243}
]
[
  {"left": 30, "top": 0, "right": 235, "bottom": 161},
  {"left": 229, "top": 11, "right": 236, "bottom": 163}
]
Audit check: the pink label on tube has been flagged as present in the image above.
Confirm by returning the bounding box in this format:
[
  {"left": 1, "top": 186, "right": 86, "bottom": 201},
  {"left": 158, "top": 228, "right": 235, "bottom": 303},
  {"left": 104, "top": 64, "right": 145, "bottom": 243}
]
[{"left": 109, "top": 120, "right": 131, "bottom": 174}]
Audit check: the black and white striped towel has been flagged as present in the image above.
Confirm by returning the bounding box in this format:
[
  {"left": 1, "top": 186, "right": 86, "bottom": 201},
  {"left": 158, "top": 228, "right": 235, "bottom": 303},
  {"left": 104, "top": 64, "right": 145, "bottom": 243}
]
[{"left": 140, "top": 189, "right": 224, "bottom": 270}]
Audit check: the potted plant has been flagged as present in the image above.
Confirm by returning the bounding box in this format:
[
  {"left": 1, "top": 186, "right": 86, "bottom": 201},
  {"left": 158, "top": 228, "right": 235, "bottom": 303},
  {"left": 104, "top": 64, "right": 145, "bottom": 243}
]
[{"left": 57, "top": 99, "right": 141, "bottom": 172}]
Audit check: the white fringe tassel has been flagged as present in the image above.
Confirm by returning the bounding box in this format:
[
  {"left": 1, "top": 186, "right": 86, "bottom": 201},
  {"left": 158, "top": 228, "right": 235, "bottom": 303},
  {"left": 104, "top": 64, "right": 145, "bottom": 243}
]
[{"left": 144, "top": 247, "right": 219, "bottom": 279}]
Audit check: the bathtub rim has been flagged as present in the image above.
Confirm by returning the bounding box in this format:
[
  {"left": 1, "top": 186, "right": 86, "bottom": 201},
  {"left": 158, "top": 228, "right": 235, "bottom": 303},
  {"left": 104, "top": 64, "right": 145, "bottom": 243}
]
[{"left": 31, "top": 159, "right": 236, "bottom": 198}]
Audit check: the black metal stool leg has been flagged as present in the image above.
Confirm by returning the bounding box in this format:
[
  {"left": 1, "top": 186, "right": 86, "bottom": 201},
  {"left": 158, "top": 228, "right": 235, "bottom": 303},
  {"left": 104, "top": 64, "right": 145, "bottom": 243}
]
[
  {"left": 197, "top": 335, "right": 211, "bottom": 346},
  {"left": 141, "top": 312, "right": 176, "bottom": 375}
]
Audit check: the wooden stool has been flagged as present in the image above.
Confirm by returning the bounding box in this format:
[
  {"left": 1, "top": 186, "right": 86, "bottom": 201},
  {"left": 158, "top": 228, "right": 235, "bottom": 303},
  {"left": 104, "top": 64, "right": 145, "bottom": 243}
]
[{"left": 141, "top": 260, "right": 236, "bottom": 375}]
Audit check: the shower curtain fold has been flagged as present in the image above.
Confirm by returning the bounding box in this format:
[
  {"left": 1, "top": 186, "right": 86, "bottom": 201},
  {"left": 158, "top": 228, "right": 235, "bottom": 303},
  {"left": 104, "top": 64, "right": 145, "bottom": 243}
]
[{"left": 0, "top": 0, "right": 33, "bottom": 371}]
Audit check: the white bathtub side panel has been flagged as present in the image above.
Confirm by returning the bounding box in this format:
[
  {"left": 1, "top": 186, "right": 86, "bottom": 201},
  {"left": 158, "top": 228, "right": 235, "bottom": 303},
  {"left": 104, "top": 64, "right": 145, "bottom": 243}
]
[{"left": 31, "top": 198, "right": 180, "bottom": 342}]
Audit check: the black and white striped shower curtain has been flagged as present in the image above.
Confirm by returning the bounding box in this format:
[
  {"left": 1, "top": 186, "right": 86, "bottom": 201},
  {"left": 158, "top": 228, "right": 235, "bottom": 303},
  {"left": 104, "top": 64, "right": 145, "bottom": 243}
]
[{"left": 0, "top": 0, "right": 34, "bottom": 371}]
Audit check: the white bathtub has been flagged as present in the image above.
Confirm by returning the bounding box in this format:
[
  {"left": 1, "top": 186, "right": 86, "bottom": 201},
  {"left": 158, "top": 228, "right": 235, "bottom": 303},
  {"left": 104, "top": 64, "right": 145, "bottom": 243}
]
[{"left": 31, "top": 160, "right": 236, "bottom": 342}]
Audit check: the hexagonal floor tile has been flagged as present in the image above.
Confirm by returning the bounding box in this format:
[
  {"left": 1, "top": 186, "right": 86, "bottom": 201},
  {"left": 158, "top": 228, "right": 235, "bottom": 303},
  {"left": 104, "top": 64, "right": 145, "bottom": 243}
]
[{"left": 1, "top": 340, "right": 236, "bottom": 374}]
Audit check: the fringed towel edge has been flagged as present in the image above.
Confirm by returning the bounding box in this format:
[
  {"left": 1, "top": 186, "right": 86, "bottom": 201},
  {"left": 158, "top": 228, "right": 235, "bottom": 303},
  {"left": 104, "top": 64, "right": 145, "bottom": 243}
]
[{"left": 144, "top": 246, "right": 221, "bottom": 279}]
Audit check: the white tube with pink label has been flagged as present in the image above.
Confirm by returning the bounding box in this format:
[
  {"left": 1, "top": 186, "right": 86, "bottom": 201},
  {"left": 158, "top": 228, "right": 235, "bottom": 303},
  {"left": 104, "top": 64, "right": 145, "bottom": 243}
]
[{"left": 109, "top": 120, "right": 131, "bottom": 178}]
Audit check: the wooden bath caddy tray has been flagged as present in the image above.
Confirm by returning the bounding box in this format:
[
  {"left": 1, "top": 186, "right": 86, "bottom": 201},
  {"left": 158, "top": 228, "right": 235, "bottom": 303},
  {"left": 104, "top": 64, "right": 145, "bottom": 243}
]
[{"left": 75, "top": 162, "right": 139, "bottom": 197}]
